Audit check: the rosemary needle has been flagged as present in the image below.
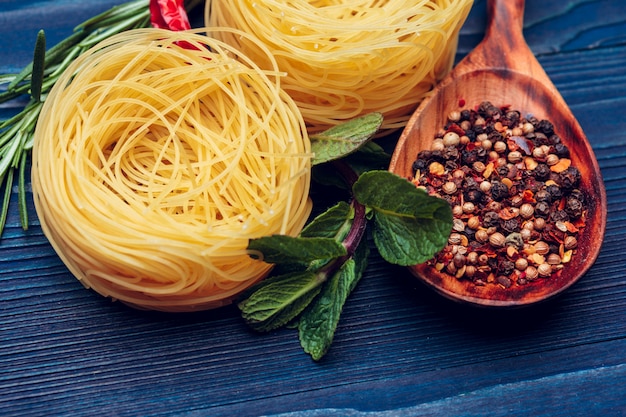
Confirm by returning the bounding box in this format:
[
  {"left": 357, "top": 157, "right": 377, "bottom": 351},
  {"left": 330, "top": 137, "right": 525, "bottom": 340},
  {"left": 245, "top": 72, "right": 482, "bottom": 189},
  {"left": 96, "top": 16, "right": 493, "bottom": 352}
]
[{"left": 30, "top": 30, "right": 47, "bottom": 103}]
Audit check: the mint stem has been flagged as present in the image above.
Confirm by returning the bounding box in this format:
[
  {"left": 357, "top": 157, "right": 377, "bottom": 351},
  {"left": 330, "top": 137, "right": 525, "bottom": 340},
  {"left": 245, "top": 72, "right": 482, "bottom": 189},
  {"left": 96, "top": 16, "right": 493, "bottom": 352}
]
[
  {"left": 333, "top": 160, "right": 367, "bottom": 256},
  {"left": 315, "top": 161, "right": 368, "bottom": 281}
]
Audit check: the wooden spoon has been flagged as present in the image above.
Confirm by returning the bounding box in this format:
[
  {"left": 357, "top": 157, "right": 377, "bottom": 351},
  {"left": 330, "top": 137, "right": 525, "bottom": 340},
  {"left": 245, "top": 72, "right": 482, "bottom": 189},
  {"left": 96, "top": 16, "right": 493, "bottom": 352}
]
[{"left": 389, "top": 0, "right": 607, "bottom": 307}]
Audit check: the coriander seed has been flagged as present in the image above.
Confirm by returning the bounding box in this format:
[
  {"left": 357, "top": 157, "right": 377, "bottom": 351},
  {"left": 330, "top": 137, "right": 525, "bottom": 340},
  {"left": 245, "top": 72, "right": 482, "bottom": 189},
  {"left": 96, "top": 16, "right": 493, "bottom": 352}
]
[
  {"left": 537, "top": 263, "right": 552, "bottom": 277},
  {"left": 534, "top": 241, "right": 550, "bottom": 255},
  {"left": 525, "top": 266, "right": 539, "bottom": 281},
  {"left": 564, "top": 236, "right": 578, "bottom": 250}
]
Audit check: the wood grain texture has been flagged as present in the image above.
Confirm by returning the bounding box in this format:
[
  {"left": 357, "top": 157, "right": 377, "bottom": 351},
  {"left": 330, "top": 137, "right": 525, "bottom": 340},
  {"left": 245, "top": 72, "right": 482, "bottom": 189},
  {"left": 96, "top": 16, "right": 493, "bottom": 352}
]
[{"left": 1, "top": 1, "right": 626, "bottom": 416}]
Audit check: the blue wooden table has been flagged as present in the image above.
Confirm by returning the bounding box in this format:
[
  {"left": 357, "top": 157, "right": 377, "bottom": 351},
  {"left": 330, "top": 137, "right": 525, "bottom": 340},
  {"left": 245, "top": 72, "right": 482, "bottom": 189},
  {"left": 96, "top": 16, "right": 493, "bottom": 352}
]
[{"left": 1, "top": 1, "right": 625, "bottom": 416}]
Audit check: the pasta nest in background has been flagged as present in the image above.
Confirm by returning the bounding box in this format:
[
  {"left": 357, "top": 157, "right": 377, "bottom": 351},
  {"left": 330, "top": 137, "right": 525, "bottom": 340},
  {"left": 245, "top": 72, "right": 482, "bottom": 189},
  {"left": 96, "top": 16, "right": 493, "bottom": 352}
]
[
  {"left": 207, "top": 0, "right": 473, "bottom": 133},
  {"left": 32, "top": 28, "right": 312, "bottom": 312}
]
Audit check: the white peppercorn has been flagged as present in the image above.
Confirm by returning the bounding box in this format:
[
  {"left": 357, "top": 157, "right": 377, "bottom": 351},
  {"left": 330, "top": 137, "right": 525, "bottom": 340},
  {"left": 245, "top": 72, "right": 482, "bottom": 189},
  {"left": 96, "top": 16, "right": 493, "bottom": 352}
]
[
  {"left": 443, "top": 132, "right": 460, "bottom": 147},
  {"left": 442, "top": 181, "right": 457, "bottom": 195}
]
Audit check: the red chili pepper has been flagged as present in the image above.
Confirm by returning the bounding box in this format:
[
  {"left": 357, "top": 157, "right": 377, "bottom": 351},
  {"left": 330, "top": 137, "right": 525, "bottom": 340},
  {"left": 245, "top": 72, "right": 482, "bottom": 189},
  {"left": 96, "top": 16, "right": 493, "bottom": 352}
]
[
  {"left": 150, "top": 0, "right": 199, "bottom": 50},
  {"left": 150, "top": 0, "right": 191, "bottom": 31}
]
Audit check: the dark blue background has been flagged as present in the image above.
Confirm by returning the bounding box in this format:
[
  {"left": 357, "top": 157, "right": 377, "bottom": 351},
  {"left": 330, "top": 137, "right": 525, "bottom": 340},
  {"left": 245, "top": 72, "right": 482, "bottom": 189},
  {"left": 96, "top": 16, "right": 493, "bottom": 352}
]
[{"left": 1, "top": 1, "right": 625, "bottom": 416}]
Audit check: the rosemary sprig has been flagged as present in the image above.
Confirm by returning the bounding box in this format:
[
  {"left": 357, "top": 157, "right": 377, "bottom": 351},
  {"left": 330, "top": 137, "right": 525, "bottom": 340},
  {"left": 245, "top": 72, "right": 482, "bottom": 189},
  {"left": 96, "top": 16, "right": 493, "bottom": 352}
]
[{"left": 0, "top": 0, "right": 152, "bottom": 238}]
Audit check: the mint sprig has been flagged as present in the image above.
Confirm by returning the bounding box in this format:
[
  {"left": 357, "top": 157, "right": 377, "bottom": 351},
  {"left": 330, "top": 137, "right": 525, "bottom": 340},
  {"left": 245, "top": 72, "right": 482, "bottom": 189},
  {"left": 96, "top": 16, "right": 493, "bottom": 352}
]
[{"left": 239, "top": 118, "right": 453, "bottom": 361}]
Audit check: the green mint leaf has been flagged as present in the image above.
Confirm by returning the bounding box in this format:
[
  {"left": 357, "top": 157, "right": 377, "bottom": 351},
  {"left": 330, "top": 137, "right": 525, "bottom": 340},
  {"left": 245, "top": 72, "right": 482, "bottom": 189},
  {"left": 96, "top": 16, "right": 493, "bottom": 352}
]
[
  {"left": 371, "top": 209, "right": 451, "bottom": 266},
  {"left": 298, "top": 238, "right": 369, "bottom": 360},
  {"left": 353, "top": 170, "right": 450, "bottom": 218},
  {"left": 353, "top": 170, "right": 452, "bottom": 266},
  {"left": 239, "top": 271, "right": 322, "bottom": 332},
  {"left": 310, "top": 112, "right": 383, "bottom": 165},
  {"left": 300, "top": 201, "right": 353, "bottom": 240},
  {"left": 248, "top": 235, "right": 346, "bottom": 264}
]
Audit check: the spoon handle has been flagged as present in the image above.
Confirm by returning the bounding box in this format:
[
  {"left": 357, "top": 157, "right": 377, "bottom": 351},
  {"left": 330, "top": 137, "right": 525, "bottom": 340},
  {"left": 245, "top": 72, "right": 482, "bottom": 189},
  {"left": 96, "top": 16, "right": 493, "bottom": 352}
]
[
  {"left": 467, "top": 0, "right": 541, "bottom": 77},
  {"left": 485, "top": 0, "right": 526, "bottom": 50}
]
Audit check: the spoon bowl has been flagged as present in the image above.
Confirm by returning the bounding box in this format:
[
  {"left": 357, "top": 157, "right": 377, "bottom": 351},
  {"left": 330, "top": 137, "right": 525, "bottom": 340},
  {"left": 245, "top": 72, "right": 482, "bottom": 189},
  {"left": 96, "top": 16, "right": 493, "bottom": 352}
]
[{"left": 389, "top": 0, "right": 607, "bottom": 307}]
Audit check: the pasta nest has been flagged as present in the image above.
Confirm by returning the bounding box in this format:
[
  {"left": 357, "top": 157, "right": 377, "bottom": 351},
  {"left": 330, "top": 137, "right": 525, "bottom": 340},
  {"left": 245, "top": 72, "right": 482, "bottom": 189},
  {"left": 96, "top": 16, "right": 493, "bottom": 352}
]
[
  {"left": 32, "top": 28, "right": 312, "bottom": 312},
  {"left": 207, "top": 0, "right": 473, "bottom": 133}
]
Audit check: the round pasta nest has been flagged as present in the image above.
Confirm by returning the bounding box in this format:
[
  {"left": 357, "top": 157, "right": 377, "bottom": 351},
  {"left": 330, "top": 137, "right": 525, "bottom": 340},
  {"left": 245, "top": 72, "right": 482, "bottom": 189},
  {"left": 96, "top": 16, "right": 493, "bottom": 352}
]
[
  {"left": 32, "top": 28, "right": 312, "bottom": 312},
  {"left": 207, "top": 0, "right": 473, "bottom": 133}
]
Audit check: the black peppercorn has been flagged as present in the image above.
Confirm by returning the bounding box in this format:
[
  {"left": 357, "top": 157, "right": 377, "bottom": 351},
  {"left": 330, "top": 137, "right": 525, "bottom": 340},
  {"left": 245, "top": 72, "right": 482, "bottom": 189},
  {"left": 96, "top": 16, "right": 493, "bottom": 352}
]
[
  {"left": 534, "top": 188, "right": 551, "bottom": 203},
  {"left": 490, "top": 181, "right": 509, "bottom": 201},
  {"left": 429, "top": 150, "right": 445, "bottom": 163},
  {"left": 463, "top": 177, "right": 478, "bottom": 189},
  {"left": 496, "top": 165, "right": 509, "bottom": 178},
  {"left": 554, "top": 142, "right": 569, "bottom": 158},
  {"left": 461, "top": 149, "right": 479, "bottom": 165},
  {"left": 460, "top": 109, "right": 471, "bottom": 121},
  {"left": 559, "top": 166, "right": 581, "bottom": 190},
  {"left": 523, "top": 177, "right": 541, "bottom": 193},
  {"left": 536, "top": 119, "right": 555, "bottom": 136},
  {"left": 565, "top": 197, "right": 584, "bottom": 219},
  {"left": 464, "top": 226, "right": 476, "bottom": 240},
  {"left": 550, "top": 209, "right": 570, "bottom": 223},
  {"left": 534, "top": 163, "right": 551, "bottom": 181},
  {"left": 464, "top": 188, "right": 484, "bottom": 204},
  {"left": 443, "top": 146, "right": 459, "bottom": 160},
  {"left": 445, "top": 160, "right": 458, "bottom": 171},
  {"left": 533, "top": 132, "right": 549, "bottom": 146},
  {"left": 550, "top": 134, "right": 562, "bottom": 145},
  {"left": 479, "top": 101, "right": 502, "bottom": 119},
  {"left": 535, "top": 201, "right": 551, "bottom": 218},
  {"left": 483, "top": 211, "right": 500, "bottom": 227},
  {"left": 546, "top": 184, "right": 562, "bottom": 201},
  {"left": 488, "top": 131, "right": 504, "bottom": 142},
  {"left": 501, "top": 217, "right": 521, "bottom": 233},
  {"left": 504, "top": 110, "right": 520, "bottom": 127},
  {"left": 417, "top": 149, "right": 432, "bottom": 160},
  {"left": 497, "top": 259, "right": 515, "bottom": 276},
  {"left": 472, "top": 124, "right": 485, "bottom": 135},
  {"left": 570, "top": 189, "right": 585, "bottom": 204},
  {"left": 412, "top": 159, "right": 427, "bottom": 172}
]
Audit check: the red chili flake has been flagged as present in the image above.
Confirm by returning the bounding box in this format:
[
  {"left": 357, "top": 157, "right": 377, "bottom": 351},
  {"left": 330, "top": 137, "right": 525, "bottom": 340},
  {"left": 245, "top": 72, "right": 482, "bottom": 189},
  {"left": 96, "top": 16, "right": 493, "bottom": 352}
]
[
  {"left": 563, "top": 221, "right": 580, "bottom": 233},
  {"left": 498, "top": 207, "right": 519, "bottom": 220},
  {"left": 447, "top": 123, "right": 466, "bottom": 136},
  {"left": 522, "top": 189, "right": 536, "bottom": 203}
]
